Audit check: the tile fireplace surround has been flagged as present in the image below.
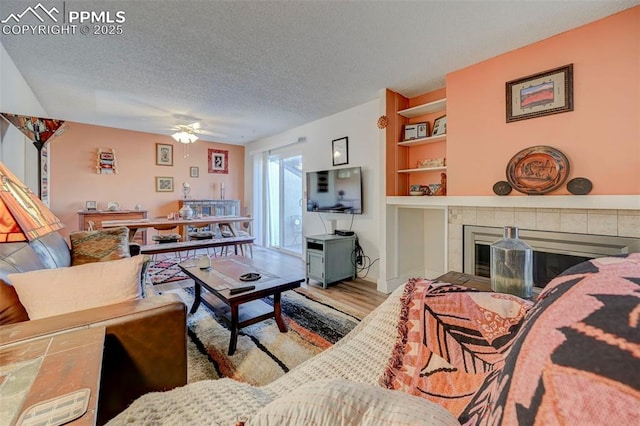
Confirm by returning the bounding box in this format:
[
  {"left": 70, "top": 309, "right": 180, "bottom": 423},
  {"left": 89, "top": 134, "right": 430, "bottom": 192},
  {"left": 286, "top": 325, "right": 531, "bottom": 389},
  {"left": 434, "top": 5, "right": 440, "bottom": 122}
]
[{"left": 383, "top": 195, "right": 639, "bottom": 293}]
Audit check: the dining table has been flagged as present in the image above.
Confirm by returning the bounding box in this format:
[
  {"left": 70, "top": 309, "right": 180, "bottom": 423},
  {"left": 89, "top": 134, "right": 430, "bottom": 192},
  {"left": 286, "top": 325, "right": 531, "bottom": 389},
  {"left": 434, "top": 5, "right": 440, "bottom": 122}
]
[{"left": 101, "top": 215, "right": 253, "bottom": 242}]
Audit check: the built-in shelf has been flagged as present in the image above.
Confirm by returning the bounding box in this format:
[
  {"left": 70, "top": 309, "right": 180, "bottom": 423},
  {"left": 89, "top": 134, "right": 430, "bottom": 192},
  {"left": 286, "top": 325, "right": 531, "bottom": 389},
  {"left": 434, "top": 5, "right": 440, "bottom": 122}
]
[
  {"left": 397, "top": 98, "right": 447, "bottom": 118},
  {"left": 397, "top": 134, "right": 446, "bottom": 146},
  {"left": 397, "top": 166, "right": 447, "bottom": 174}
]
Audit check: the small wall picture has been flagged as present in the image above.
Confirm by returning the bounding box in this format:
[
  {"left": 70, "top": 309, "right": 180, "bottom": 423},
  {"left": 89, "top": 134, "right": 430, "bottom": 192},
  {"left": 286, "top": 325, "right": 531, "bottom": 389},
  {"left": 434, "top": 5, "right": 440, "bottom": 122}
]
[
  {"left": 332, "top": 136, "right": 349, "bottom": 166},
  {"left": 85, "top": 200, "right": 97, "bottom": 210},
  {"left": 156, "top": 143, "right": 173, "bottom": 166},
  {"left": 155, "top": 176, "right": 174, "bottom": 192},
  {"left": 432, "top": 115, "right": 447, "bottom": 136},
  {"left": 416, "top": 122, "right": 429, "bottom": 138},
  {"left": 190, "top": 166, "right": 199, "bottom": 178},
  {"left": 208, "top": 149, "right": 229, "bottom": 174}
]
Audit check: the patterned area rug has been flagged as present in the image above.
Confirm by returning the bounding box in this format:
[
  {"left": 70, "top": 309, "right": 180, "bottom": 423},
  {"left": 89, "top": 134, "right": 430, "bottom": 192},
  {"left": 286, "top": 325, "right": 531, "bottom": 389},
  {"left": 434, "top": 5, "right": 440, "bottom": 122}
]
[
  {"left": 159, "top": 284, "right": 363, "bottom": 386},
  {"left": 147, "top": 256, "right": 189, "bottom": 284}
]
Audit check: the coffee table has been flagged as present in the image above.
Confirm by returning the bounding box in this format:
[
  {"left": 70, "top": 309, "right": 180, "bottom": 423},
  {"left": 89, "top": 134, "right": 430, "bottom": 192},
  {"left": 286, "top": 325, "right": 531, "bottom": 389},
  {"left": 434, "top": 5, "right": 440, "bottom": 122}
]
[{"left": 179, "top": 256, "right": 304, "bottom": 355}]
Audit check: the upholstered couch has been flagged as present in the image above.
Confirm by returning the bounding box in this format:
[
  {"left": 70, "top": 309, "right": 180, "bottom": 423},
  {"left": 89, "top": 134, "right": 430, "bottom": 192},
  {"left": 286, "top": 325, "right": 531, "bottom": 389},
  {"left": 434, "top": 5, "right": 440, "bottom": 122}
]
[
  {"left": 108, "top": 253, "right": 640, "bottom": 425},
  {"left": 0, "top": 230, "right": 188, "bottom": 424}
]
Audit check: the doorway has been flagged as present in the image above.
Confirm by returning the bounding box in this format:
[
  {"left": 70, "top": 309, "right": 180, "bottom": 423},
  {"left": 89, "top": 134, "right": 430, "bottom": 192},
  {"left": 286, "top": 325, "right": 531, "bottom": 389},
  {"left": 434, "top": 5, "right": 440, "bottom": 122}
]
[{"left": 267, "top": 151, "right": 303, "bottom": 255}]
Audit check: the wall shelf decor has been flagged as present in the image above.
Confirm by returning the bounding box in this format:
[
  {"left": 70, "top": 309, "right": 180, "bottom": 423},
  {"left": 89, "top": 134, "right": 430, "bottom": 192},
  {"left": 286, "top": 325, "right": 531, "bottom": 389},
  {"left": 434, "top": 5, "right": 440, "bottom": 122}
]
[{"left": 96, "top": 148, "right": 118, "bottom": 174}]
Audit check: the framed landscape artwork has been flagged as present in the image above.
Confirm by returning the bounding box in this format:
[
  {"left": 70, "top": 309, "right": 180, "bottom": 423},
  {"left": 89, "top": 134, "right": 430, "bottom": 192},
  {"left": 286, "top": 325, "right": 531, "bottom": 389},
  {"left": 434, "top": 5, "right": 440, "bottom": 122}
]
[
  {"left": 506, "top": 64, "right": 574, "bottom": 122},
  {"left": 208, "top": 149, "right": 229, "bottom": 174}
]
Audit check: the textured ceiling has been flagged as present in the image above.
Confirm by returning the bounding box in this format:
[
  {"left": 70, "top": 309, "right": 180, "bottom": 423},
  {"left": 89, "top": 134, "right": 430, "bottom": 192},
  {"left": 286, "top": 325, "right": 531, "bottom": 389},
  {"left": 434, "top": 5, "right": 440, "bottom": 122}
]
[{"left": 1, "top": 1, "right": 638, "bottom": 144}]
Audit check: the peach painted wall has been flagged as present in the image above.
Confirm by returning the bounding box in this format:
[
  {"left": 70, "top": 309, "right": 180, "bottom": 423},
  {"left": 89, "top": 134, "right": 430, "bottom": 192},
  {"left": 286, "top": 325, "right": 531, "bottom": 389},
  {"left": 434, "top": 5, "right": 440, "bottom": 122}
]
[
  {"left": 49, "top": 122, "right": 245, "bottom": 238},
  {"left": 446, "top": 6, "right": 639, "bottom": 196}
]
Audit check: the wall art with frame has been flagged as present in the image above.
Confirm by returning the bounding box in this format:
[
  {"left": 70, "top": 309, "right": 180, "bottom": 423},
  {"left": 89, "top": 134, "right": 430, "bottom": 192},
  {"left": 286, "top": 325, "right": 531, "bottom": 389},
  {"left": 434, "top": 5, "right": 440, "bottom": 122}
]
[
  {"left": 190, "top": 166, "right": 199, "bottom": 178},
  {"left": 332, "top": 136, "right": 349, "bottom": 166},
  {"left": 208, "top": 149, "right": 229, "bottom": 174},
  {"left": 506, "top": 64, "right": 574, "bottom": 122},
  {"left": 156, "top": 143, "right": 173, "bottom": 166},
  {"left": 155, "top": 176, "right": 174, "bottom": 192}
]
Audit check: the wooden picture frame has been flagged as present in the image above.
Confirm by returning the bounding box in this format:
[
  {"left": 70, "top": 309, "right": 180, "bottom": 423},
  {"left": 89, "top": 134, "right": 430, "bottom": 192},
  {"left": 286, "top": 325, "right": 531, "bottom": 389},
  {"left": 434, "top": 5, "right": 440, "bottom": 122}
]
[
  {"left": 156, "top": 143, "right": 173, "bottom": 166},
  {"left": 208, "top": 149, "right": 229, "bottom": 174},
  {"left": 155, "top": 176, "right": 174, "bottom": 192},
  {"left": 416, "top": 122, "right": 429, "bottom": 138},
  {"left": 403, "top": 124, "right": 418, "bottom": 141},
  {"left": 190, "top": 166, "right": 199, "bottom": 178},
  {"left": 85, "top": 200, "right": 97, "bottom": 210},
  {"left": 506, "top": 64, "right": 574, "bottom": 122},
  {"left": 432, "top": 115, "right": 447, "bottom": 136},
  {"left": 332, "top": 137, "right": 349, "bottom": 166}
]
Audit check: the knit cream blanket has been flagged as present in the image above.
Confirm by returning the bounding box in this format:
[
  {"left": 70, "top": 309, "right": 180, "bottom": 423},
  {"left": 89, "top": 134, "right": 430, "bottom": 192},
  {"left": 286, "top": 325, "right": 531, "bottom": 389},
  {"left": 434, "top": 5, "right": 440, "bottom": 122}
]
[{"left": 107, "top": 284, "right": 405, "bottom": 425}]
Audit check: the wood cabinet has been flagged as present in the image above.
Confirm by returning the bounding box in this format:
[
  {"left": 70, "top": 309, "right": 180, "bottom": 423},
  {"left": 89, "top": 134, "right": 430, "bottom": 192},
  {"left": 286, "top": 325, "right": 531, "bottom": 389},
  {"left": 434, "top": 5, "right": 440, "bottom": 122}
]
[
  {"left": 386, "top": 88, "right": 447, "bottom": 196},
  {"left": 78, "top": 210, "right": 147, "bottom": 244}
]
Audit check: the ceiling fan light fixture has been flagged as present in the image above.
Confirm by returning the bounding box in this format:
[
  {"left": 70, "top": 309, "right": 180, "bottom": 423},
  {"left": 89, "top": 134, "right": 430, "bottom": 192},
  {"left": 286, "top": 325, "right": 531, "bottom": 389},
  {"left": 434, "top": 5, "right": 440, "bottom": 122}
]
[{"left": 171, "top": 130, "right": 198, "bottom": 144}]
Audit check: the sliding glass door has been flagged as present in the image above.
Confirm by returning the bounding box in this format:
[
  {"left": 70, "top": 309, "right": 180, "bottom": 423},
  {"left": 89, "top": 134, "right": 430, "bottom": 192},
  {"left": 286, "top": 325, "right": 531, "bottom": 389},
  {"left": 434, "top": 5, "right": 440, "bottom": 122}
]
[{"left": 267, "top": 151, "right": 303, "bottom": 255}]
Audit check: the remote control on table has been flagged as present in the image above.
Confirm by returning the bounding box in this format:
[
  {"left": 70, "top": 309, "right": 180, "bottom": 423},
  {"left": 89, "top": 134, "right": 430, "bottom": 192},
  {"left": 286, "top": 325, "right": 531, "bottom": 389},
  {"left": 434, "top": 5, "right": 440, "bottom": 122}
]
[{"left": 229, "top": 285, "right": 255, "bottom": 295}]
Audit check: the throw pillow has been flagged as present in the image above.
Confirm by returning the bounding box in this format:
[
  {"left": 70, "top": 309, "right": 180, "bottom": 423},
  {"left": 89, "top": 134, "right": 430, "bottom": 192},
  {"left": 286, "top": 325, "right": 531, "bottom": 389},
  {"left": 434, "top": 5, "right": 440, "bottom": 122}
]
[
  {"left": 9, "top": 255, "right": 145, "bottom": 320},
  {"left": 0, "top": 279, "right": 29, "bottom": 325},
  {"left": 248, "top": 379, "right": 460, "bottom": 426},
  {"left": 69, "top": 226, "right": 130, "bottom": 266}
]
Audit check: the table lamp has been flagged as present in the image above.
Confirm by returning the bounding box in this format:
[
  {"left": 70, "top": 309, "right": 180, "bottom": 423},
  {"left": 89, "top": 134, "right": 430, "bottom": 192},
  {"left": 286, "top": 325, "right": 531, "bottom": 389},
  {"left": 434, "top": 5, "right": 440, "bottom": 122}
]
[{"left": 0, "top": 162, "right": 63, "bottom": 242}]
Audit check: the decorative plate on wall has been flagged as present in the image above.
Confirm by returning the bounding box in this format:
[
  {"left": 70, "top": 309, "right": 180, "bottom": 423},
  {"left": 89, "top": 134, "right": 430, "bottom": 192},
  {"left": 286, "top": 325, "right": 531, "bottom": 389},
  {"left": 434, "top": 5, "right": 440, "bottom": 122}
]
[{"left": 506, "top": 146, "right": 570, "bottom": 195}]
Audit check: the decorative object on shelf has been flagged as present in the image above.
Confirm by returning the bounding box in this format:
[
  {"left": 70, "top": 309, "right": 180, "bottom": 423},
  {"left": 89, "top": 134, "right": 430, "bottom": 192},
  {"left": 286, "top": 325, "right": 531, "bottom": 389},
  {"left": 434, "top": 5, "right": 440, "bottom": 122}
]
[
  {"left": 493, "top": 181, "right": 513, "bottom": 196},
  {"left": 506, "top": 64, "right": 573, "bottom": 122},
  {"left": 96, "top": 148, "right": 118, "bottom": 174},
  {"left": 155, "top": 176, "right": 174, "bottom": 192},
  {"left": 332, "top": 137, "right": 349, "bottom": 166},
  {"left": 403, "top": 124, "right": 418, "bottom": 141},
  {"left": 107, "top": 201, "right": 120, "bottom": 211},
  {"left": 417, "top": 157, "right": 446, "bottom": 169},
  {"left": 437, "top": 172, "right": 447, "bottom": 196},
  {"left": 219, "top": 181, "right": 225, "bottom": 200},
  {"left": 190, "top": 166, "right": 199, "bottom": 178},
  {"left": 432, "top": 115, "right": 447, "bottom": 136},
  {"left": 490, "top": 226, "right": 533, "bottom": 299},
  {"left": 208, "top": 148, "right": 229, "bottom": 174},
  {"left": 416, "top": 122, "right": 429, "bottom": 138},
  {"left": 428, "top": 183, "right": 442, "bottom": 195},
  {"left": 134, "top": 204, "right": 142, "bottom": 210},
  {"left": 506, "top": 145, "right": 570, "bottom": 195},
  {"left": 179, "top": 204, "right": 194, "bottom": 219},
  {"left": 377, "top": 115, "right": 389, "bottom": 129},
  {"left": 85, "top": 201, "right": 97, "bottom": 210},
  {"left": 566, "top": 177, "right": 593, "bottom": 195},
  {"left": 156, "top": 143, "right": 173, "bottom": 166},
  {"left": 409, "top": 184, "right": 427, "bottom": 196},
  {"left": 182, "top": 181, "right": 191, "bottom": 199}
]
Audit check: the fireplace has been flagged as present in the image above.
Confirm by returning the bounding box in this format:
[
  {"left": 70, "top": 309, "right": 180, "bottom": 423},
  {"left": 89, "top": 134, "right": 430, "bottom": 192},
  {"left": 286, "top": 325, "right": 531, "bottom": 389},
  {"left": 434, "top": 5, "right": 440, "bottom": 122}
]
[{"left": 463, "top": 226, "right": 640, "bottom": 287}]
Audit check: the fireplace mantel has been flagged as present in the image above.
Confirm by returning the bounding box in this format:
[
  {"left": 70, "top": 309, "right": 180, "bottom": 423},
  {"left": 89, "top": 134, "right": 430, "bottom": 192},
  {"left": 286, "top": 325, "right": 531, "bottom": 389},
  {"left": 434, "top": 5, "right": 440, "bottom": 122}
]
[{"left": 387, "top": 195, "right": 639, "bottom": 210}]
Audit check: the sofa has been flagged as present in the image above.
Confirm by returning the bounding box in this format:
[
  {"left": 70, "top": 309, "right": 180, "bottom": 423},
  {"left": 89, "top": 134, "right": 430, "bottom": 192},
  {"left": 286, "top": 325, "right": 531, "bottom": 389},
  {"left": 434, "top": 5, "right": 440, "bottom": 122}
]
[
  {"left": 0, "top": 230, "right": 188, "bottom": 424},
  {"left": 108, "top": 253, "right": 640, "bottom": 425}
]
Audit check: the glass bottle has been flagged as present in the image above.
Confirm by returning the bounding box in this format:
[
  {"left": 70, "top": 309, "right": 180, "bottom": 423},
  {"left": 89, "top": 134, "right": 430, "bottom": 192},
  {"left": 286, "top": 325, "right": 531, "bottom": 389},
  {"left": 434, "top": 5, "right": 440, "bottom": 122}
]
[{"left": 490, "top": 226, "right": 533, "bottom": 299}]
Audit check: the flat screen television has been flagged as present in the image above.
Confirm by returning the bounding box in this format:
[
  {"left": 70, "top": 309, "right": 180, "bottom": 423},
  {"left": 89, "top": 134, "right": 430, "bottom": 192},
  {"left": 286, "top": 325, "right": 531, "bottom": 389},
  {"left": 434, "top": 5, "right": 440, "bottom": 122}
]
[{"left": 306, "top": 166, "right": 363, "bottom": 214}]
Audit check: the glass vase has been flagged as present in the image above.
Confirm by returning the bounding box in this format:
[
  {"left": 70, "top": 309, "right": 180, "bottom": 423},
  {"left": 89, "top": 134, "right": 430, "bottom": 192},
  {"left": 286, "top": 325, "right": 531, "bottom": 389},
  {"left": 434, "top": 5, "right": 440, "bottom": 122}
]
[{"left": 490, "top": 226, "right": 533, "bottom": 299}]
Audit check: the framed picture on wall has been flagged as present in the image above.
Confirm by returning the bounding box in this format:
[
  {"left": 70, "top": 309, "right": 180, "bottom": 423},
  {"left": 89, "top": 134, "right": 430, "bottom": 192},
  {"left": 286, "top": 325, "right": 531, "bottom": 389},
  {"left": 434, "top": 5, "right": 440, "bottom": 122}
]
[
  {"left": 208, "top": 149, "right": 229, "bottom": 174},
  {"left": 190, "top": 166, "right": 199, "bottom": 178},
  {"left": 506, "top": 64, "right": 574, "bottom": 122},
  {"left": 156, "top": 143, "right": 173, "bottom": 166},
  {"left": 155, "top": 176, "right": 174, "bottom": 192},
  {"left": 332, "top": 137, "right": 349, "bottom": 166}
]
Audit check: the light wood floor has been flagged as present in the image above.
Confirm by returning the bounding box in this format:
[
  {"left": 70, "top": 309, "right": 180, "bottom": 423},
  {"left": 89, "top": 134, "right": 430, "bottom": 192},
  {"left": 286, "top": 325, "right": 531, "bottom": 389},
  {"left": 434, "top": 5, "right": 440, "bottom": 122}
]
[{"left": 248, "top": 246, "right": 388, "bottom": 316}]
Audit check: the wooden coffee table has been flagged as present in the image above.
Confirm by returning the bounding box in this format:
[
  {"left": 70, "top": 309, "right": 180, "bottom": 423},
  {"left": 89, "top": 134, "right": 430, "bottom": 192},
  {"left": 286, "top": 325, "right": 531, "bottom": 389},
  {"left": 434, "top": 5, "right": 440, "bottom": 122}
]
[{"left": 179, "top": 256, "right": 304, "bottom": 355}]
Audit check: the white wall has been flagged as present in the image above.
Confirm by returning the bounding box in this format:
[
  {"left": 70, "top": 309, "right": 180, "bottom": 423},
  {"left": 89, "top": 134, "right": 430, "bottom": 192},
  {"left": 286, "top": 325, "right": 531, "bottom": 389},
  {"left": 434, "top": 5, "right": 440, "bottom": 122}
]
[
  {"left": 0, "top": 43, "right": 47, "bottom": 189},
  {"left": 245, "top": 99, "right": 383, "bottom": 284}
]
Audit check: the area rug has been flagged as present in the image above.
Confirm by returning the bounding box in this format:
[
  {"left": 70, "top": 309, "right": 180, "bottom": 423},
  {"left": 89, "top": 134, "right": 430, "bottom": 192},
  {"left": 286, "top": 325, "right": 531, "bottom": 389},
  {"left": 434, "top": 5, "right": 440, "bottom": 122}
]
[
  {"left": 146, "top": 256, "right": 189, "bottom": 284},
  {"left": 159, "top": 284, "right": 363, "bottom": 386}
]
